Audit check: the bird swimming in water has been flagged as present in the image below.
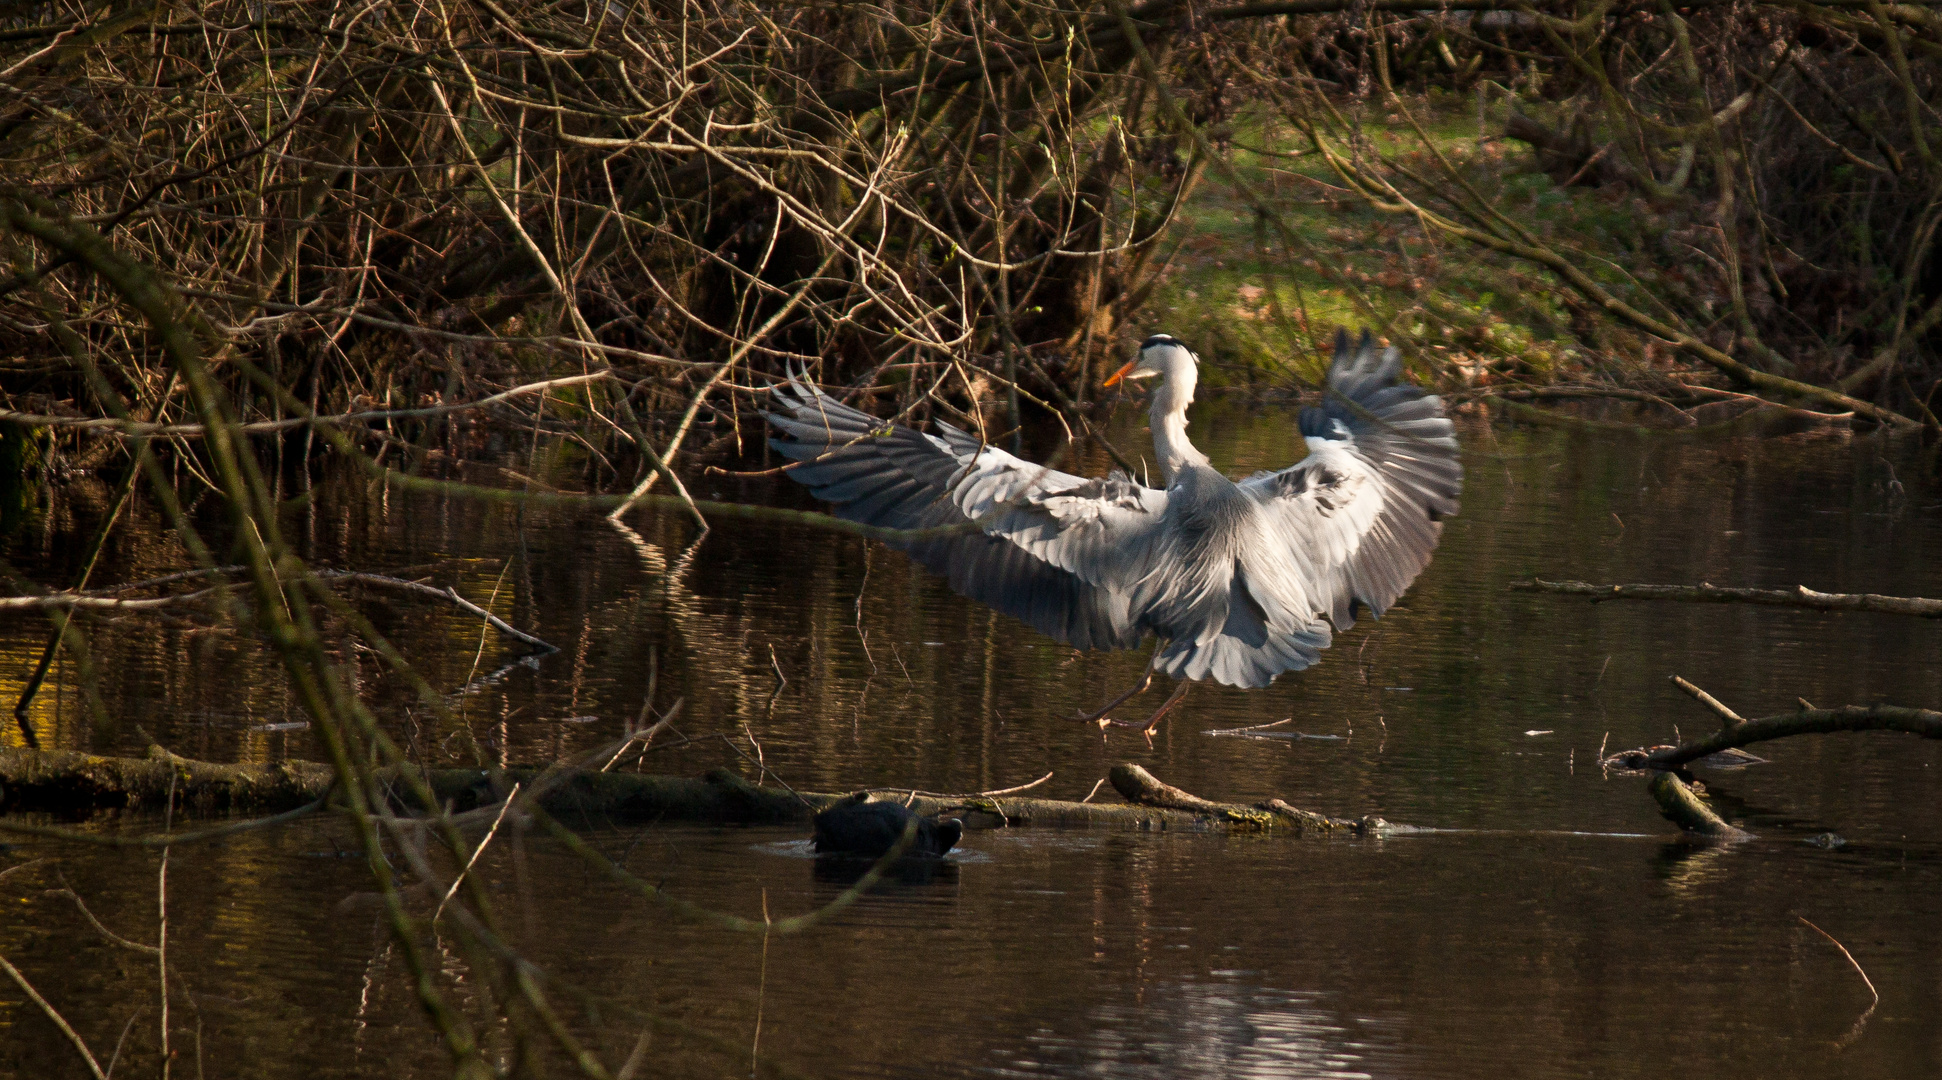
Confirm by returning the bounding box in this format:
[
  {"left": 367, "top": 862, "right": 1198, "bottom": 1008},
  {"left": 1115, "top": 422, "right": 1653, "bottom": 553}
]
[
  {"left": 765, "top": 329, "right": 1462, "bottom": 733},
  {"left": 812, "top": 798, "right": 962, "bottom": 859}
]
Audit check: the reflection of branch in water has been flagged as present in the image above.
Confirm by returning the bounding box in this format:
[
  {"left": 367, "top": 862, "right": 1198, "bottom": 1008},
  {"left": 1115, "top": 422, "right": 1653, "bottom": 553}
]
[
  {"left": 1834, "top": 1000, "right": 1879, "bottom": 1052},
  {"left": 854, "top": 546, "right": 876, "bottom": 674},
  {"left": 444, "top": 653, "right": 547, "bottom": 705},
  {"left": 1653, "top": 837, "right": 1740, "bottom": 894},
  {"left": 605, "top": 517, "right": 705, "bottom": 591},
  {"left": 765, "top": 645, "right": 787, "bottom": 712},
  {"left": 1798, "top": 915, "right": 1880, "bottom": 1050},
  {"left": 604, "top": 518, "right": 707, "bottom": 690},
  {"left": 852, "top": 677, "right": 871, "bottom": 738},
  {"left": 1, "top": 566, "right": 559, "bottom": 652}
]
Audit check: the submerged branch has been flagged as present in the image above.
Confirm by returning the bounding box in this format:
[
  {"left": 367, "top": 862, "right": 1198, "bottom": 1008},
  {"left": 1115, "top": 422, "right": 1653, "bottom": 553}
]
[{"left": 1513, "top": 579, "right": 1942, "bottom": 618}]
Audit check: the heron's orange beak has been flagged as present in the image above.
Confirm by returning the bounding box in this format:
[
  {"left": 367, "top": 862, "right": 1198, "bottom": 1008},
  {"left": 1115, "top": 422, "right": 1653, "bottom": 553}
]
[{"left": 1103, "top": 359, "right": 1137, "bottom": 387}]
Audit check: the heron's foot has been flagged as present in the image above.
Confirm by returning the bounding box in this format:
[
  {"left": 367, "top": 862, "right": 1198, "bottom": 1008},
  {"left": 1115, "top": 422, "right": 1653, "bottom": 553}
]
[
  {"left": 1073, "top": 671, "right": 1156, "bottom": 725},
  {"left": 1092, "top": 682, "right": 1190, "bottom": 737}
]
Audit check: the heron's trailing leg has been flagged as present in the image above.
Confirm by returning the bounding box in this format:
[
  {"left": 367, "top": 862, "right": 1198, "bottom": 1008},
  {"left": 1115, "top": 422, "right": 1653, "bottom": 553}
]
[
  {"left": 1075, "top": 649, "right": 1161, "bottom": 724},
  {"left": 1098, "top": 681, "right": 1191, "bottom": 736}
]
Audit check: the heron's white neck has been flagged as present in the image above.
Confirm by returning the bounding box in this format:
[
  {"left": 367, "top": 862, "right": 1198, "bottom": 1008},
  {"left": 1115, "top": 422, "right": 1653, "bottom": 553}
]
[{"left": 1148, "top": 351, "right": 1208, "bottom": 483}]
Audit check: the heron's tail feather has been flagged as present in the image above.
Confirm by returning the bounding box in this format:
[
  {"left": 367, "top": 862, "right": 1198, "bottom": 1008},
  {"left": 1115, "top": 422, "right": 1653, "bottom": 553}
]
[{"left": 1153, "top": 621, "right": 1330, "bottom": 688}]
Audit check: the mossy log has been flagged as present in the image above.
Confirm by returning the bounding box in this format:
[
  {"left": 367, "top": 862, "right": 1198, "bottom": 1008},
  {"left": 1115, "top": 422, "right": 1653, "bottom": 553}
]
[
  {"left": 0, "top": 746, "right": 336, "bottom": 813},
  {"left": 0, "top": 747, "right": 1365, "bottom": 834},
  {"left": 1648, "top": 772, "right": 1751, "bottom": 840}
]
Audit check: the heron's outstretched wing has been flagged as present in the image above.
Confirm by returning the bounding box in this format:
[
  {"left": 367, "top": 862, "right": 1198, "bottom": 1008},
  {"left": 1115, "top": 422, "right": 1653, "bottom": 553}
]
[
  {"left": 766, "top": 374, "right": 1168, "bottom": 650},
  {"left": 1238, "top": 329, "right": 1464, "bottom": 633}
]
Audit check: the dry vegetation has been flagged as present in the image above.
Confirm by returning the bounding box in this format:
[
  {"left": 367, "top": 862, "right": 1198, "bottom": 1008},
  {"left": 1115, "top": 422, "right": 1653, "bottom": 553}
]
[{"left": 1, "top": 0, "right": 1939, "bottom": 476}]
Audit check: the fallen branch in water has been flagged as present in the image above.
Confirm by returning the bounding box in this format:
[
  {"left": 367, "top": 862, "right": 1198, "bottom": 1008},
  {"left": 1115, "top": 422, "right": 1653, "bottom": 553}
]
[
  {"left": 1488, "top": 394, "right": 1855, "bottom": 437},
  {"left": 1203, "top": 718, "right": 1344, "bottom": 741},
  {"left": 1513, "top": 578, "right": 1942, "bottom": 619},
  {"left": 1108, "top": 763, "right": 1368, "bottom": 831},
  {"left": 1109, "top": 763, "right": 1230, "bottom": 814},
  {"left": 1647, "top": 772, "right": 1750, "bottom": 839},
  {"left": 1671, "top": 675, "right": 1746, "bottom": 729},
  {"left": 1639, "top": 702, "right": 1942, "bottom": 772},
  {"left": 1603, "top": 678, "right": 1942, "bottom": 837},
  {"left": 0, "top": 748, "right": 1371, "bottom": 835}
]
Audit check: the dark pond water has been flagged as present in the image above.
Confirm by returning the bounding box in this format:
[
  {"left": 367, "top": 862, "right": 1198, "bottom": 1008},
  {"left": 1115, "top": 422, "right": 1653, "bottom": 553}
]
[{"left": 3, "top": 401, "right": 1941, "bottom": 1078}]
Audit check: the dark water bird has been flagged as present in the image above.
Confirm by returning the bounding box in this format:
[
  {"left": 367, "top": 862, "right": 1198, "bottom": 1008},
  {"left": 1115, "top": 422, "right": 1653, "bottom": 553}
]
[
  {"left": 766, "top": 329, "right": 1462, "bottom": 732},
  {"left": 812, "top": 798, "right": 963, "bottom": 859}
]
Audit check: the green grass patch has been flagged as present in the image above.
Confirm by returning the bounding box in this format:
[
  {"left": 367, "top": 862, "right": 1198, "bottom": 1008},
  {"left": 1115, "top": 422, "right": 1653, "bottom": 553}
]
[{"left": 1143, "top": 96, "right": 1661, "bottom": 392}]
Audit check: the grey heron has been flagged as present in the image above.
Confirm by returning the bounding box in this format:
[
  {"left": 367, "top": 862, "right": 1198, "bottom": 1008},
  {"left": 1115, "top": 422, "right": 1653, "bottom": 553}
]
[{"left": 765, "top": 329, "right": 1463, "bottom": 733}]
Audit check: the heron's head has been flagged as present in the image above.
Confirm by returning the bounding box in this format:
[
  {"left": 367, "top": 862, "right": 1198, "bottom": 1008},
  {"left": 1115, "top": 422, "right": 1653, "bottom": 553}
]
[{"left": 1105, "top": 334, "right": 1195, "bottom": 387}]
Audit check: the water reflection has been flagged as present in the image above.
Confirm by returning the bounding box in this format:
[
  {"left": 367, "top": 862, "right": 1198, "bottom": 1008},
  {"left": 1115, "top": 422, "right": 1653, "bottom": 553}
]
[
  {"left": 2, "top": 413, "right": 1940, "bottom": 1078},
  {"left": 1013, "top": 985, "right": 1374, "bottom": 1080}
]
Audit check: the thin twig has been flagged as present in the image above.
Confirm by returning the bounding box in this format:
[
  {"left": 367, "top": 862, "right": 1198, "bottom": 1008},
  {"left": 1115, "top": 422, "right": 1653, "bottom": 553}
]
[
  {"left": 46, "top": 881, "right": 160, "bottom": 956},
  {"left": 1672, "top": 675, "right": 1747, "bottom": 729},
  {"left": 1799, "top": 915, "right": 1880, "bottom": 1003},
  {"left": 857, "top": 771, "right": 1053, "bottom": 800},
  {"left": 0, "top": 952, "right": 107, "bottom": 1080},
  {"left": 436, "top": 783, "right": 522, "bottom": 922}
]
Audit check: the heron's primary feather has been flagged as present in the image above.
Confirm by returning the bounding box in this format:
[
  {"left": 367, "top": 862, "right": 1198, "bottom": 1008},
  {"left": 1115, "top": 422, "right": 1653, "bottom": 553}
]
[
  {"left": 1239, "top": 329, "right": 1464, "bottom": 634},
  {"left": 767, "top": 374, "right": 1161, "bottom": 651}
]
